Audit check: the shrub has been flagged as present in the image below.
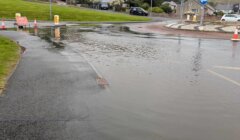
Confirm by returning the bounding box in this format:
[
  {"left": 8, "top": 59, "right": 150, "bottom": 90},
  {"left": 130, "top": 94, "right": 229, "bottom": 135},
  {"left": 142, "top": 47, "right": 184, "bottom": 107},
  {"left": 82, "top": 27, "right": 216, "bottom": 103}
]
[
  {"left": 151, "top": 7, "right": 164, "bottom": 13},
  {"left": 141, "top": 3, "right": 149, "bottom": 10},
  {"left": 214, "top": 11, "right": 224, "bottom": 17}
]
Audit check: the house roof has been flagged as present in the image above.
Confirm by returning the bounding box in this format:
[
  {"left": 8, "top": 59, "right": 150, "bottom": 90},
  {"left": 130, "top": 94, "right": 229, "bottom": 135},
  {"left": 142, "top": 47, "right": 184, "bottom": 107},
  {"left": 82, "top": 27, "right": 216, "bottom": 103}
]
[
  {"left": 184, "top": 0, "right": 216, "bottom": 11},
  {"left": 215, "top": 3, "right": 234, "bottom": 10}
]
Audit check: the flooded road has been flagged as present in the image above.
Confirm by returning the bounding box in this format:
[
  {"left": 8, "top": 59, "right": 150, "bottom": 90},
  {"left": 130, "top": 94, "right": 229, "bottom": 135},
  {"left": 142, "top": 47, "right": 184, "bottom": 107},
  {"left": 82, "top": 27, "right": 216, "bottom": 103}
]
[{"left": 1, "top": 24, "right": 240, "bottom": 140}]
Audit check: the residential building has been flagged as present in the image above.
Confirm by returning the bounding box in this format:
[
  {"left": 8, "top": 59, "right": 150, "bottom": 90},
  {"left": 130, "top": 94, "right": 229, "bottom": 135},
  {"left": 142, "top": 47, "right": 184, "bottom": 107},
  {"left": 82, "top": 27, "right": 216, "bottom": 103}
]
[
  {"left": 176, "top": 0, "right": 215, "bottom": 16},
  {"left": 215, "top": 3, "right": 235, "bottom": 14}
]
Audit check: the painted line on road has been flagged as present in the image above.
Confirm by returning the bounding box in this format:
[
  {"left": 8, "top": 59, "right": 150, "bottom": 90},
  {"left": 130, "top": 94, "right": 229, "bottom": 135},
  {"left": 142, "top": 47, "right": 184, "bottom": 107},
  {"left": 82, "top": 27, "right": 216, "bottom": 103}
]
[
  {"left": 213, "top": 66, "right": 240, "bottom": 71},
  {"left": 207, "top": 69, "right": 240, "bottom": 87}
]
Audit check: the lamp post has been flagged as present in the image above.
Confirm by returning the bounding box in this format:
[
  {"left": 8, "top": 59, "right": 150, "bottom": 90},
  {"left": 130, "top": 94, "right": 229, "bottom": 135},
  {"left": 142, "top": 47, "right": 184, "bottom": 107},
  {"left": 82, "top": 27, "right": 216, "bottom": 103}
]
[
  {"left": 50, "top": 0, "right": 52, "bottom": 20},
  {"left": 180, "top": 0, "right": 184, "bottom": 23},
  {"left": 200, "top": 5, "right": 204, "bottom": 26},
  {"left": 150, "top": 0, "right": 152, "bottom": 17},
  {"left": 199, "top": 0, "right": 207, "bottom": 26},
  {"left": 239, "top": 3, "right": 240, "bottom": 14}
]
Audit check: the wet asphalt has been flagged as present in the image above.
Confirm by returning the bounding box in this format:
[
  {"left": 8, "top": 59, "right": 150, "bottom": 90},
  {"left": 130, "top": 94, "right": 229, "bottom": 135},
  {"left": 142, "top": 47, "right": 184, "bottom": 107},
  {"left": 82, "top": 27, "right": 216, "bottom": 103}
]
[
  {"left": 0, "top": 31, "right": 107, "bottom": 140},
  {"left": 0, "top": 24, "right": 240, "bottom": 140}
]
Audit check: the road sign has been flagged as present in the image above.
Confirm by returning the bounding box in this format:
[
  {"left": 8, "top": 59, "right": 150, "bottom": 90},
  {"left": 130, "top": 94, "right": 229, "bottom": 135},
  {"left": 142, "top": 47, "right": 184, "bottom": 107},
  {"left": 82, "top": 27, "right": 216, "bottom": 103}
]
[
  {"left": 16, "top": 17, "right": 28, "bottom": 26},
  {"left": 200, "top": 0, "right": 207, "bottom": 5}
]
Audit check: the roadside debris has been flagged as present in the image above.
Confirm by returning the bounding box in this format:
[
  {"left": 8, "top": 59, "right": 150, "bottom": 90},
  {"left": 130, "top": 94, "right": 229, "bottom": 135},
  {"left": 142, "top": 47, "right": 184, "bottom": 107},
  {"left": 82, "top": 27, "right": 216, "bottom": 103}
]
[{"left": 96, "top": 76, "right": 109, "bottom": 88}]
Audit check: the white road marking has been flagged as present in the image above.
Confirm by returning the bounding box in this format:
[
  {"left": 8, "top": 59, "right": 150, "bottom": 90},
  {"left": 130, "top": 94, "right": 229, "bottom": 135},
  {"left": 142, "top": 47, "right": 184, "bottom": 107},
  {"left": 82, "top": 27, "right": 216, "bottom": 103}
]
[
  {"left": 207, "top": 69, "right": 240, "bottom": 87},
  {"left": 213, "top": 66, "right": 240, "bottom": 71}
]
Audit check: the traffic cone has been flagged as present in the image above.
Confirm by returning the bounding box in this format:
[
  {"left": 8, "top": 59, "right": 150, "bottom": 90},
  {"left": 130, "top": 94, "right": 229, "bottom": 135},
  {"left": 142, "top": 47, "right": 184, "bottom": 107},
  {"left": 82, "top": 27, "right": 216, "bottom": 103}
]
[
  {"left": 1, "top": 19, "right": 6, "bottom": 30},
  {"left": 34, "top": 18, "right": 37, "bottom": 28},
  {"left": 231, "top": 27, "right": 240, "bottom": 41}
]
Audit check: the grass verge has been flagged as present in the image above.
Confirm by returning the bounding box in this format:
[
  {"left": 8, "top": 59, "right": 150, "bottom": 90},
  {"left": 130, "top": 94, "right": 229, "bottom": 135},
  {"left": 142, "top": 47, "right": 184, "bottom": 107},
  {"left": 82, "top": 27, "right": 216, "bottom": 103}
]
[
  {"left": 0, "top": 36, "right": 20, "bottom": 94},
  {"left": 0, "top": 0, "right": 150, "bottom": 22}
]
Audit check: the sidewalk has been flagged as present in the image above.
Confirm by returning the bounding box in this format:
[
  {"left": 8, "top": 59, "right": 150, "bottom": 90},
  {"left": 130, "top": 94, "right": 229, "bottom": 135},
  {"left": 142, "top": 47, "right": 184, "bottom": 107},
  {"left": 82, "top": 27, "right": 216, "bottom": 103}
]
[{"left": 165, "top": 22, "right": 237, "bottom": 33}]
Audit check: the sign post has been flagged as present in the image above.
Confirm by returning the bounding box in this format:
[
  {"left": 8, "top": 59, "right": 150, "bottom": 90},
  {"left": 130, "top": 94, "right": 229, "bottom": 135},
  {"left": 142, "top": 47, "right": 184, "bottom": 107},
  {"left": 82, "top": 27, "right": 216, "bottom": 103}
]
[
  {"left": 199, "top": 0, "right": 207, "bottom": 26},
  {"left": 50, "top": 0, "right": 52, "bottom": 20},
  {"left": 180, "top": 0, "right": 184, "bottom": 23},
  {"left": 150, "top": 0, "right": 153, "bottom": 17}
]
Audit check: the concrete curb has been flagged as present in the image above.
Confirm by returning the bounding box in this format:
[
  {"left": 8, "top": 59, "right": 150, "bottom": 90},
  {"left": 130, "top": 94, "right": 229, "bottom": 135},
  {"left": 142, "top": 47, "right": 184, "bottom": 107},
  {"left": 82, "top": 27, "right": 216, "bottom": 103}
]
[{"left": 165, "top": 23, "right": 235, "bottom": 33}]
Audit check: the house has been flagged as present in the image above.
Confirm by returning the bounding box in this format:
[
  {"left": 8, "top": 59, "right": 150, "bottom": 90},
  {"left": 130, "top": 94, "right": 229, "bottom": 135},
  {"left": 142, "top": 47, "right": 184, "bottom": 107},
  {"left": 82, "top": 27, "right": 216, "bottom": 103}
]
[
  {"left": 176, "top": 0, "right": 216, "bottom": 16},
  {"left": 162, "top": 1, "right": 177, "bottom": 11},
  {"left": 215, "top": 3, "right": 235, "bottom": 14}
]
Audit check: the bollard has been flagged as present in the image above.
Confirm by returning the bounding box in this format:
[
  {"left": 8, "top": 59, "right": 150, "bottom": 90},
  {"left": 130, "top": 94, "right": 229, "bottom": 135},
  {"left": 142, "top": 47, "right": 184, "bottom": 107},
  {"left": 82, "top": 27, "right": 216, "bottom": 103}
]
[
  {"left": 1, "top": 19, "right": 6, "bottom": 30},
  {"left": 192, "top": 15, "right": 197, "bottom": 22},
  {"left": 34, "top": 27, "right": 38, "bottom": 36},
  {"left": 54, "top": 15, "right": 59, "bottom": 25},
  {"left": 55, "top": 27, "right": 60, "bottom": 40},
  {"left": 15, "top": 13, "right": 21, "bottom": 18},
  {"left": 187, "top": 15, "right": 191, "bottom": 21},
  {"left": 34, "top": 18, "right": 37, "bottom": 28}
]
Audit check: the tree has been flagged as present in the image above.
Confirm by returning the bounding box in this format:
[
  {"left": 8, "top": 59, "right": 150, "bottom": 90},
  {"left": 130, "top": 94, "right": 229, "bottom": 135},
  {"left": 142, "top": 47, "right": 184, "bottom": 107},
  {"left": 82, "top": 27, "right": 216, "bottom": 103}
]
[
  {"left": 141, "top": 2, "right": 150, "bottom": 10},
  {"left": 160, "top": 4, "right": 173, "bottom": 13},
  {"left": 110, "top": 0, "right": 124, "bottom": 11},
  {"left": 127, "top": 0, "right": 144, "bottom": 7}
]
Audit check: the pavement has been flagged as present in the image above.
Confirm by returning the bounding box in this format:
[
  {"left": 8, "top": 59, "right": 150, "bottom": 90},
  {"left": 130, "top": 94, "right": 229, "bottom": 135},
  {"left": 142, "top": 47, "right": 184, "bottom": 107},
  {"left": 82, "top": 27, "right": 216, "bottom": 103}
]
[{"left": 0, "top": 31, "right": 109, "bottom": 139}]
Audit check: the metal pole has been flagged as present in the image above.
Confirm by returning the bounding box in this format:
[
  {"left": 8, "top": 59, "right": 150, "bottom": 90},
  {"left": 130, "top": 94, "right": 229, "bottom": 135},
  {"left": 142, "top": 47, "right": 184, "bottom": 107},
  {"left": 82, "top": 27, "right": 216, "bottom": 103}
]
[
  {"left": 239, "top": 3, "right": 240, "bottom": 14},
  {"left": 50, "top": 0, "right": 52, "bottom": 20},
  {"left": 180, "top": 0, "right": 184, "bottom": 23},
  {"left": 200, "top": 5, "right": 204, "bottom": 26},
  {"left": 150, "top": 0, "right": 152, "bottom": 17}
]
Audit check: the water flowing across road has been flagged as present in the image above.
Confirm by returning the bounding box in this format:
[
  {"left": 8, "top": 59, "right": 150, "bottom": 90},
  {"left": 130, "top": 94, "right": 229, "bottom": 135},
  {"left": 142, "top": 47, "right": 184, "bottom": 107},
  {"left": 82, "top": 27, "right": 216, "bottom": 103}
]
[{"left": 0, "top": 24, "right": 240, "bottom": 140}]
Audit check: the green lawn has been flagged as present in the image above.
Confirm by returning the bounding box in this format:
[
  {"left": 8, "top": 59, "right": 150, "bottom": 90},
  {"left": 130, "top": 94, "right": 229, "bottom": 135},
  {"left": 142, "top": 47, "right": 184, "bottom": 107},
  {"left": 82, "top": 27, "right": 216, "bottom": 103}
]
[
  {"left": 0, "top": 36, "right": 20, "bottom": 91},
  {"left": 0, "top": 0, "right": 150, "bottom": 21}
]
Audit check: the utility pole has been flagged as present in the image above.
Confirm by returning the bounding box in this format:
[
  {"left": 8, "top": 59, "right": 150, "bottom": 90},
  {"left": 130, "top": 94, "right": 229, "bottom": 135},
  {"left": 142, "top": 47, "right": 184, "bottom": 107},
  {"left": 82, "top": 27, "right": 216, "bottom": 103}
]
[
  {"left": 199, "top": 0, "right": 207, "bottom": 26},
  {"left": 239, "top": 3, "right": 240, "bottom": 14},
  {"left": 200, "top": 5, "right": 204, "bottom": 26},
  {"left": 150, "top": 0, "right": 153, "bottom": 17},
  {"left": 50, "top": 0, "right": 52, "bottom": 20},
  {"left": 180, "top": 0, "right": 184, "bottom": 23}
]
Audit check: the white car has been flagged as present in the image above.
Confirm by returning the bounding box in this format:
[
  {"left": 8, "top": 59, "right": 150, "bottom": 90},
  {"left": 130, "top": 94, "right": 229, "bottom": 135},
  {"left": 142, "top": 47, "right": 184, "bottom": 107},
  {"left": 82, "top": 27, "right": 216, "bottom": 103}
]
[{"left": 221, "top": 14, "right": 240, "bottom": 22}]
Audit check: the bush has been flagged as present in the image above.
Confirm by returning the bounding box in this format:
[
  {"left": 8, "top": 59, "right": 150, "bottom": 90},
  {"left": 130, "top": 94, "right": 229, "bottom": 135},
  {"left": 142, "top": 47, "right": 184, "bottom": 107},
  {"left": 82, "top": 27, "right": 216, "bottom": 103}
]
[
  {"left": 214, "top": 11, "right": 224, "bottom": 17},
  {"left": 160, "top": 4, "right": 172, "bottom": 14},
  {"left": 151, "top": 7, "right": 164, "bottom": 13},
  {"left": 141, "top": 3, "right": 149, "bottom": 10}
]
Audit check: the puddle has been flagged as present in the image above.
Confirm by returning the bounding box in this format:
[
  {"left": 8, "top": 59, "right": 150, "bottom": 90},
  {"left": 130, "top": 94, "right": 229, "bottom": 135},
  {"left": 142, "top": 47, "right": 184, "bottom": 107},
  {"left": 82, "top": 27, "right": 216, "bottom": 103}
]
[{"left": 4, "top": 23, "right": 240, "bottom": 140}]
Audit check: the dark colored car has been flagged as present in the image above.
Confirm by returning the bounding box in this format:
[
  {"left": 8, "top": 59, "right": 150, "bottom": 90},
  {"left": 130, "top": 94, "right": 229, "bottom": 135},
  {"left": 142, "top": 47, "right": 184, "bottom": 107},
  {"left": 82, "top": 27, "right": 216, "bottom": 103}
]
[
  {"left": 100, "top": 3, "right": 109, "bottom": 10},
  {"left": 130, "top": 7, "right": 148, "bottom": 16}
]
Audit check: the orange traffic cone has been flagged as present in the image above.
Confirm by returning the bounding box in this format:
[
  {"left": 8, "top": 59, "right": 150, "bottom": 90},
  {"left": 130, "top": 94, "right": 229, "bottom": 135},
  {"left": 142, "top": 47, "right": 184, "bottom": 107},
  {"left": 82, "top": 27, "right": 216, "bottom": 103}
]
[
  {"left": 1, "top": 19, "right": 6, "bottom": 30},
  {"left": 34, "top": 18, "right": 37, "bottom": 28},
  {"left": 232, "top": 27, "right": 240, "bottom": 41}
]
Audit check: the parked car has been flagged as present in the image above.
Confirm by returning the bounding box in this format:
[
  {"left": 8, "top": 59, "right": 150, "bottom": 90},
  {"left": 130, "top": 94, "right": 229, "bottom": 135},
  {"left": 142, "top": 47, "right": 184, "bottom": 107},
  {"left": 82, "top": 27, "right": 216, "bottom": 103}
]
[
  {"left": 221, "top": 14, "right": 240, "bottom": 22},
  {"left": 100, "top": 3, "right": 109, "bottom": 10},
  {"left": 130, "top": 7, "right": 148, "bottom": 16}
]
